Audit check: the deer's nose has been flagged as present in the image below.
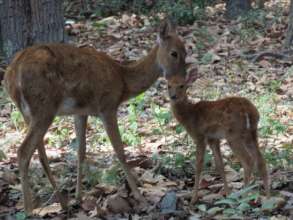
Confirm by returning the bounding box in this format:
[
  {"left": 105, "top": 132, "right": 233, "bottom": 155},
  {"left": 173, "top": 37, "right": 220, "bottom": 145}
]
[{"left": 171, "top": 95, "right": 177, "bottom": 100}]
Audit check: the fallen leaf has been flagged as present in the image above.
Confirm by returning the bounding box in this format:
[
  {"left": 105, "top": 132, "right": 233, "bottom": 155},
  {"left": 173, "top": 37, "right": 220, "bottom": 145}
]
[
  {"left": 201, "top": 193, "right": 223, "bottom": 203},
  {"left": 32, "top": 203, "right": 62, "bottom": 217},
  {"left": 106, "top": 194, "right": 132, "bottom": 214}
]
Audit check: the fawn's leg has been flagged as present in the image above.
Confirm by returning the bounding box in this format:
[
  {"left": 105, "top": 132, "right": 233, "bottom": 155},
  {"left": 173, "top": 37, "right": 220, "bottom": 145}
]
[
  {"left": 74, "top": 115, "right": 88, "bottom": 201},
  {"left": 191, "top": 136, "right": 206, "bottom": 205},
  {"left": 101, "top": 111, "right": 146, "bottom": 203},
  {"left": 245, "top": 130, "right": 270, "bottom": 197},
  {"left": 208, "top": 139, "right": 230, "bottom": 195},
  {"left": 22, "top": 105, "right": 67, "bottom": 210},
  {"left": 18, "top": 116, "right": 54, "bottom": 214},
  {"left": 37, "top": 146, "right": 67, "bottom": 209},
  {"left": 228, "top": 136, "right": 253, "bottom": 186}
]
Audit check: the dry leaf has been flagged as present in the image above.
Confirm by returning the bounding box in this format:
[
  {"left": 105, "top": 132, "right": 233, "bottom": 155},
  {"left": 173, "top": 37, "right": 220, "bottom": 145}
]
[{"left": 32, "top": 203, "right": 62, "bottom": 217}]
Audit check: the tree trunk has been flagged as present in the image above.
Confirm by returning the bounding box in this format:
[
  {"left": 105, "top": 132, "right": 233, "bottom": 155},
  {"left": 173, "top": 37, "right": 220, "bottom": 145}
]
[
  {"left": 225, "top": 0, "right": 252, "bottom": 19},
  {"left": 284, "top": 0, "right": 293, "bottom": 49},
  {"left": 0, "top": 0, "right": 64, "bottom": 64}
]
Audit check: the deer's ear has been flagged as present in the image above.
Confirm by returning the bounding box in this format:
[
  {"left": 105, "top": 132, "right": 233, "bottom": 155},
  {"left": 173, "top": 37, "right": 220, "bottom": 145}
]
[
  {"left": 159, "top": 17, "right": 177, "bottom": 41},
  {"left": 185, "top": 67, "right": 199, "bottom": 85}
]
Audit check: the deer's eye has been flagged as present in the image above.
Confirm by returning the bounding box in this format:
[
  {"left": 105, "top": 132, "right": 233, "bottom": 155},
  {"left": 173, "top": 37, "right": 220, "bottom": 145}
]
[
  {"left": 179, "top": 85, "right": 184, "bottom": 89},
  {"left": 170, "top": 51, "right": 178, "bottom": 58},
  {"left": 168, "top": 85, "right": 171, "bottom": 89}
]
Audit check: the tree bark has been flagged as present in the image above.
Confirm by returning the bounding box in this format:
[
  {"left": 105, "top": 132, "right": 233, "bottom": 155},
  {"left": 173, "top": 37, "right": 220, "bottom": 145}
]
[
  {"left": 225, "top": 0, "right": 252, "bottom": 19},
  {"left": 284, "top": 0, "right": 293, "bottom": 49},
  {"left": 0, "top": 0, "right": 64, "bottom": 64}
]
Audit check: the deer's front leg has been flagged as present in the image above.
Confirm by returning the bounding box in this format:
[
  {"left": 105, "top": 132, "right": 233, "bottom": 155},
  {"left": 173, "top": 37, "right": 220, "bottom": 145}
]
[
  {"left": 101, "top": 111, "right": 146, "bottom": 203},
  {"left": 191, "top": 136, "right": 206, "bottom": 205},
  {"left": 208, "top": 138, "right": 230, "bottom": 196},
  {"left": 74, "top": 115, "right": 88, "bottom": 201}
]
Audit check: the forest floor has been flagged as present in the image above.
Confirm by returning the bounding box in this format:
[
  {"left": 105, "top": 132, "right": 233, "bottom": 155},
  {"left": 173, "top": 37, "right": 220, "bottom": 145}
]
[{"left": 0, "top": 1, "right": 292, "bottom": 219}]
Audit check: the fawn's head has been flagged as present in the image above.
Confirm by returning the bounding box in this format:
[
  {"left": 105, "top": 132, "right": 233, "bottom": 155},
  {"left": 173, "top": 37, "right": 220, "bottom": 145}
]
[
  {"left": 168, "top": 67, "right": 199, "bottom": 102},
  {"left": 167, "top": 75, "right": 188, "bottom": 102},
  {"left": 157, "top": 18, "right": 187, "bottom": 79}
]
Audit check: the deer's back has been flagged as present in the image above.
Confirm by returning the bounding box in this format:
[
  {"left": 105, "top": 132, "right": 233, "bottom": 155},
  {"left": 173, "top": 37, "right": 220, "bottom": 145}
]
[
  {"left": 194, "top": 97, "right": 259, "bottom": 137},
  {"left": 4, "top": 43, "right": 126, "bottom": 116},
  {"left": 172, "top": 97, "right": 259, "bottom": 140}
]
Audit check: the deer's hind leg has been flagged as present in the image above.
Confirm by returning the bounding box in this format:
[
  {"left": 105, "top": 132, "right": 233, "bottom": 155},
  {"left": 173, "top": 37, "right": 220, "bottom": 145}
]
[
  {"left": 74, "top": 115, "right": 88, "bottom": 201},
  {"left": 244, "top": 130, "right": 270, "bottom": 197},
  {"left": 21, "top": 97, "right": 67, "bottom": 209},
  {"left": 227, "top": 136, "right": 253, "bottom": 187},
  {"left": 18, "top": 113, "right": 55, "bottom": 214}
]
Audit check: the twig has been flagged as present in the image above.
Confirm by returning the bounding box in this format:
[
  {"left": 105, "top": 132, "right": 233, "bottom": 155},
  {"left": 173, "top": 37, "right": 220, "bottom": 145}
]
[{"left": 244, "top": 50, "right": 293, "bottom": 63}]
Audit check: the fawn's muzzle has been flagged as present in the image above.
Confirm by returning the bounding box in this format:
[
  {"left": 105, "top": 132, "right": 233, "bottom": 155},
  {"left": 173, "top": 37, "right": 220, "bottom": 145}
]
[{"left": 171, "top": 95, "right": 177, "bottom": 100}]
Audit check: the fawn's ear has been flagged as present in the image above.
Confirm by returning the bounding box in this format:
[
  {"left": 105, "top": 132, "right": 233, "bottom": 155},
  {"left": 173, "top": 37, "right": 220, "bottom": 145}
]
[
  {"left": 158, "top": 17, "right": 177, "bottom": 43},
  {"left": 185, "top": 66, "right": 199, "bottom": 85}
]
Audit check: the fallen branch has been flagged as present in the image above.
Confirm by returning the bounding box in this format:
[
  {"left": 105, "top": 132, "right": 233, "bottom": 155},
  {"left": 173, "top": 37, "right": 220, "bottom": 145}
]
[{"left": 244, "top": 50, "right": 293, "bottom": 63}]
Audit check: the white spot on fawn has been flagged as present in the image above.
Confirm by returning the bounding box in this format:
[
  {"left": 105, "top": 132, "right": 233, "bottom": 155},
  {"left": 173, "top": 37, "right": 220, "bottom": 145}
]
[
  {"left": 20, "top": 94, "right": 31, "bottom": 119},
  {"left": 245, "top": 113, "right": 250, "bottom": 129}
]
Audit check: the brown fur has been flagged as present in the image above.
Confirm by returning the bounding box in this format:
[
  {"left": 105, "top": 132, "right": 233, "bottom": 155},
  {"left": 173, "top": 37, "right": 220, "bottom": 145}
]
[
  {"left": 167, "top": 76, "right": 270, "bottom": 204},
  {"left": 4, "top": 19, "right": 187, "bottom": 214}
]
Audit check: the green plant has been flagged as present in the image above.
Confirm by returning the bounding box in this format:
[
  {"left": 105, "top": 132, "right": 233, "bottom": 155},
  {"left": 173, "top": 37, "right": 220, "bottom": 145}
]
[
  {"left": 230, "top": 9, "right": 266, "bottom": 44},
  {"left": 99, "top": 163, "right": 122, "bottom": 185},
  {"left": 15, "top": 211, "right": 27, "bottom": 220},
  {"left": 47, "top": 117, "right": 72, "bottom": 148},
  {"left": 10, "top": 109, "right": 24, "bottom": 130},
  {"left": 238, "top": 27, "right": 260, "bottom": 44},
  {"left": 152, "top": 104, "right": 171, "bottom": 126},
  {"left": 93, "top": 0, "right": 209, "bottom": 25},
  {"left": 121, "top": 93, "right": 145, "bottom": 146},
  {"left": 255, "top": 94, "right": 287, "bottom": 137},
  {"left": 264, "top": 143, "right": 293, "bottom": 169},
  {"left": 212, "top": 184, "right": 260, "bottom": 218},
  {"left": 194, "top": 27, "right": 216, "bottom": 49},
  {"left": 267, "top": 80, "right": 282, "bottom": 93},
  {"left": 0, "top": 150, "right": 7, "bottom": 161},
  {"left": 157, "top": 1, "right": 205, "bottom": 25}
]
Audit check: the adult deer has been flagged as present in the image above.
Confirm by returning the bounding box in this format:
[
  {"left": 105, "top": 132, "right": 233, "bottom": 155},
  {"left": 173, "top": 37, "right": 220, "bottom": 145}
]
[
  {"left": 167, "top": 75, "right": 270, "bottom": 204},
  {"left": 4, "top": 19, "right": 187, "bottom": 213}
]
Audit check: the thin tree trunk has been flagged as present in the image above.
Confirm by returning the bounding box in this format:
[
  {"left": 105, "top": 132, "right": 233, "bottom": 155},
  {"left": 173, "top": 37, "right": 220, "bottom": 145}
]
[
  {"left": 0, "top": 0, "right": 65, "bottom": 64},
  {"left": 284, "top": 0, "right": 293, "bottom": 49}
]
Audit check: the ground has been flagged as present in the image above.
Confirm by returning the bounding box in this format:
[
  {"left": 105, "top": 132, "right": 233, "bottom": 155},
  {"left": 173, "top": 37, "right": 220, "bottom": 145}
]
[{"left": 0, "top": 1, "right": 292, "bottom": 219}]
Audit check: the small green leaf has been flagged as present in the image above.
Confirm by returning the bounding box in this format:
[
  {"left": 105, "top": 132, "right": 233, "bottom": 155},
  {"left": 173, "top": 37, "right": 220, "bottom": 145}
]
[
  {"left": 261, "top": 198, "right": 277, "bottom": 211},
  {"left": 197, "top": 204, "right": 207, "bottom": 212},
  {"left": 229, "top": 184, "right": 258, "bottom": 200},
  {"left": 15, "top": 212, "right": 27, "bottom": 220},
  {"left": 0, "top": 149, "right": 7, "bottom": 161},
  {"left": 215, "top": 198, "right": 236, "bottom": 206},
  {"left": 223, "top": 208, "right": 237, "bottom": 216},
  {"left": 237, "top": 202, "right": 251, "bottom": 211},
  {"left": 239, "top": 192, "right": 259, "bottom": 203},
  {"left": 207, "top": 206, "right": 224, "bottom": 215}
]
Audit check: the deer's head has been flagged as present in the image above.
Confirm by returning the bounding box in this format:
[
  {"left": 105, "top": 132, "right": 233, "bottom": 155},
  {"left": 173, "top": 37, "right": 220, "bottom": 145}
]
[{"left": 157, "top": 18, "right": 187, "bottom": 80}]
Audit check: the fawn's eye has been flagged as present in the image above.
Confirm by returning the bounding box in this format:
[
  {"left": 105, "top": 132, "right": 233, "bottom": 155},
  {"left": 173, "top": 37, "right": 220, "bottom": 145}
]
[
  {"left": 170, "top": 51, "right": 178, "bottom": 58},
  {"left": 179, "top": 85, "right": 184, "bottom": 89},
  {"left": 168, "top": 85, "right": 171, "bottom": 89}
]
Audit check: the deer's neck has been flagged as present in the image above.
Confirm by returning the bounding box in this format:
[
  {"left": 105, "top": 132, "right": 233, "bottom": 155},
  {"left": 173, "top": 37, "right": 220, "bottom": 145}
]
[
  {"left": 121, "top": 46, "right": 162, "bottom": 100},
  {"left": 171, "top": 99, "right": 199, "bottom": 131}
]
